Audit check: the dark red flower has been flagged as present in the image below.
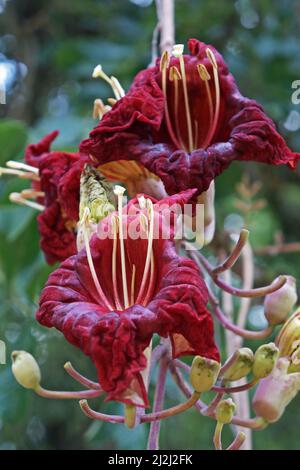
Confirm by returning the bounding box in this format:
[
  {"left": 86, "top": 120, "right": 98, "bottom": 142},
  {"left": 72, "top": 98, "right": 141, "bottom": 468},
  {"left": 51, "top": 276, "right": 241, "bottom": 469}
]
[
  {"left": 80, "top": 39, "right": 300, "bottom": 198},
  {"left": 26, "top": 132, "right": 87, "bottom": 264},
  {"left": 36, "top": 190, "right": 219, "bottom": 407}
]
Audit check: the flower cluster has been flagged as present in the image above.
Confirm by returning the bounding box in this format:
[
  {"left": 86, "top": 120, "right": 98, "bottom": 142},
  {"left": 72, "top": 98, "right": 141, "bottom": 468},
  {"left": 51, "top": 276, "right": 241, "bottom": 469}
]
[{"left": 3, "top": 38, "right": 300, "bottom": 451}]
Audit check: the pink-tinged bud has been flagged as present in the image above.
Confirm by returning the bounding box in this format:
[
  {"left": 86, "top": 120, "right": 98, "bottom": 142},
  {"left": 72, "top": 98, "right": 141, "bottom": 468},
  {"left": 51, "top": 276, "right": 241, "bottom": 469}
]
[
  {"left": 276, "top": 308, "right": 300, "bottom": 372},
  {"left": 252, "top": 343, "right": 279, "bottom": 379},
  {"left": 216, "top": 398, "right": 236, "bottom": 424},
  {"left": 253, "top": 358, "right": 300, "bottom": 422},
  {"left": 264, "top": 276, "right": 297, "bottom": 325},
  {"left": 190, "top": 355, "right": 220, "bottom": 392},
  {"left": 11, "top": 351, "right": 41, "bottom": 390}
]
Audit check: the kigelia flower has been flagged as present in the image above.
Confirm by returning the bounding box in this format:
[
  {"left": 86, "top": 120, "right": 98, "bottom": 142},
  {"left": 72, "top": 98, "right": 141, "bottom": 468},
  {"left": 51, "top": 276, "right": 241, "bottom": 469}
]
[
  {"left": 0, "top": 131, "right": 90, "bottom": 264},
  {"left": 80, "top": 39, "right": 300, "bottom": 200},
  {"left": 36, "top": 188, "right": 219, "bottom": 407}
]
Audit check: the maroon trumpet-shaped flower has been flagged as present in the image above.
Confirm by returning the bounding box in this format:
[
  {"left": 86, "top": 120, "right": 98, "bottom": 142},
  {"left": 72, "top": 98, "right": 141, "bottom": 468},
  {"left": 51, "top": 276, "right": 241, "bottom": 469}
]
[
  {"left": 3, "top": 131, "right": 87, "bottom": 264},
  {"left": 80, "top": 39, "right": 300, "bottom": 198},
  {"left": 37, "top": 189, "right": 219, "bottom": 407}
]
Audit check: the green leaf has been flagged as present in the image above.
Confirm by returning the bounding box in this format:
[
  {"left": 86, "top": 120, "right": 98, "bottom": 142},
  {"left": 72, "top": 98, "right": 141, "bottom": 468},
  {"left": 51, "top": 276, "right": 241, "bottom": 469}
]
[{"left": 0, "top": 120, "right": 28, "bottom": 165}]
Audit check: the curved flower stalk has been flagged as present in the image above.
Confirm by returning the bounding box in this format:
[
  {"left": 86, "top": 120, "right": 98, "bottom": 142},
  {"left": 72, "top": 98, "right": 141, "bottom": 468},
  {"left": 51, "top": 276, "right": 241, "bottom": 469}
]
[
  {"left": 80, "top": 39, "right": 300, "bottom": 202},
  {"left": 0, "top": 131, "right": 87, "bottom": 264}
]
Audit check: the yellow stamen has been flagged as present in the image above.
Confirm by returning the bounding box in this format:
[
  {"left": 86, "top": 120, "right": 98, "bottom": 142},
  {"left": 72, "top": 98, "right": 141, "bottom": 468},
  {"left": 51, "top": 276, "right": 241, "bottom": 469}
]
[
  {"left": 111, "top": 215, "right": 123, "bottom": 310},
  {"left": 205, "top": 48, "right": 221, "bottom": 146},
  {"left": 197, "top": 63, "right": 214, "bottom": 142},
  {"left": 9, "top": 192, "right": 45, "bottom": 211},
  {"left": 81, "top": 207, "right": 113, "bottom": 310},
  {"left": 20, "top": 189, "right": 45, "bottom": 199},
  {"left": 113, "top": 185, "right": 129, "bottom": 309},
  {"left": 173, "top": 44, "right": 194, "bottom": 153},
  {"left": 130, "top": 264, "right": 136, "bottom": 306},
  {"left": 169, "top": 66, "right": 186, "bottom": 151},
  {"left": 160, "top": 51, "right": 181, "bottom": 149},
  {"left": 0, "top": 167, "right": 39, "bottom": 180},
  {"left": 136, "top": 199, "right": 154, "bottom": 304},
  {"left": 92, "top": 99, "right": 111, "bottom": 120},
  {"left": 107, "top": 98, "right": 117, "bottom": 106},
  {"left": 6, "top": 161, "right": 39, "bottom": 174},
  {"left": 142, "top": 252, "right": 155, "bottom": 307},
  {"left": 110, "top": 76, "right": 125, "bottom": 98},
  {"left": 92, "top": 64, "right": 124, "bottom": 101}
]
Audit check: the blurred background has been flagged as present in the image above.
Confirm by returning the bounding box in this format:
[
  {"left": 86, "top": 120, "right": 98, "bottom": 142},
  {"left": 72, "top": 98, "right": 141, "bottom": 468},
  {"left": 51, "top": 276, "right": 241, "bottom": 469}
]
[{"left": 0, "top": 0, "right": 300, "bottom": 450}]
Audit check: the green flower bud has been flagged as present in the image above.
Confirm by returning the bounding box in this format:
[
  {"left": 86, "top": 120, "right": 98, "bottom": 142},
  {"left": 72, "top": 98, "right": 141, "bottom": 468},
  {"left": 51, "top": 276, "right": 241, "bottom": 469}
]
[
  {"left": 252, "top": 343, "right": 279, "bottom": 379},
  {"left": 11, "top": 351, "right": 41, "bottom": 390},
  {"left": 190, "top": 356, "right": 220, "bottom": 392},
  {"left": 79, "top": 165, "right": 115, "bottom": 224},
  {"left": 216, "top": 398, "right": 236, "bottom": 424},
  {"left": 264, "top": 276, "right": 297, "bottom": 325},
  {"left": 223, "top": 348, "right": 254, "bottom": 381}
]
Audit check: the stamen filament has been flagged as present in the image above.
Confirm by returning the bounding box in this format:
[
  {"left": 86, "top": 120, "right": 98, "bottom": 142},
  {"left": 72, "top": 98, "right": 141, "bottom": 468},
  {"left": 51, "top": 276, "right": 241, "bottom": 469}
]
[
  {"left": 111, "top": 76, "right": 125, "bottom": 98},
  {"left": 205, "top": 49, "right": 221, "bottom": 147},
  {"left": 169, "top": 66, "right": 186, "bottom": 151},
  {"left": 130, "top": 264, "right": 136, "bottom": 306},
  {"left": 197, "top": 63, "right": 214, "bottom": 148},
  {"left": 177, "top": 51, "right": 194, "bottom": 153},
  {"left": 136, "top": 199, "right": 154, "bottom": 304},
  {"left": 9, "top": 192, "right": 45, "bottom": 211},
  {"left": 21, "top": 189, "right": 45, "bottom": 199},
  {"left": 160, "top": 51, "right": 181, "bottom": 149},
  {"left": 142, "top": 252, "right": 155, "bottom": 307},
  {"left": 0, "top": 167, "right": 39, "bottom": 180},
  {"left": 114, "top": 186, "right": 130, "bottom": 309},
  {"left": 111, "top": 215, "right": 123, "bottom": 310},
  {"left": 81, "top": 207, "right": 113, "bottom": 310},
  {"left": 6, "top": 160, "right": 39, "bottom": 174}
]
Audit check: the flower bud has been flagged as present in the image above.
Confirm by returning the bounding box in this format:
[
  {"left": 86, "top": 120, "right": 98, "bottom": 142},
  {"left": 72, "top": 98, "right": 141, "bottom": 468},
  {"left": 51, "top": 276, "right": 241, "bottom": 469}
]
[
  {"left": 276, "top": 309, "right": 300, "bottom": 372},
  {"left": 190, "top": 356, "right": 220, "bottom": 392},
  {"left": 253, "top": 358, "right": 300, "bottom": 422},
  {"left": 264, "top": 276, "right": 297, "bottom": 325},
  {"left": 11, "top": 351, "right": 41, "bottom": 390},
  {"left": 252, "top": 343, "right": 279, "bottom": 379},
  {"left": 216, "top": 398, "right": 236, "bottom": 424},
  {"left": 79, "top": 165, "right": 115, "bottom": 224},
  {"left": 222, "top": 348, "right": 254, "bottom": 381}
]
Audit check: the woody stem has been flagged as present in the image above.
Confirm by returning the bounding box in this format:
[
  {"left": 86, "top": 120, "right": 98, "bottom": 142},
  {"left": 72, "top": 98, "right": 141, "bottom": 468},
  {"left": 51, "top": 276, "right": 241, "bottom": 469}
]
[{"left": 156, "top": 0, "right": 175, "bottom": 54}]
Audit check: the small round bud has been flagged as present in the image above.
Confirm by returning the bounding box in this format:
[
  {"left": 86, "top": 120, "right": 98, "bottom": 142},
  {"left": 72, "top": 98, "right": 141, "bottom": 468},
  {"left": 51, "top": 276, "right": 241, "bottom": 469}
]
[
  {"left": 190, "top": 356, "right": 220, "bottom": 393},
  {"left": 264, "top": 276, "right": 297, "bottom": 325},
  {"left": 11, "top": 351, "right": 41, "bottom": 390},
  {"left": 223, "top": 348, "right": 254, "bottom": 381},
  {"left": 252, "top": 343, "right": 279, "bottom": 379},
  {"left": 216, "top": 398, "right": 236, "bottom": 424}
]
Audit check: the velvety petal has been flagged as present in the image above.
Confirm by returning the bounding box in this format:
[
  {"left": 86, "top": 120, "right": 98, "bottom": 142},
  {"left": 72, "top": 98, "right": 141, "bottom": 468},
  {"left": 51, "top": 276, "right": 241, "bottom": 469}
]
[
  {"left": 37, "top": 195, "right": 219, "bottom": 406},
  {"left": 25, "top": 131, "right": 59, "bottom": 167},
  {"left": 80, "top": 39, "right": 299, "bottom": 196}
]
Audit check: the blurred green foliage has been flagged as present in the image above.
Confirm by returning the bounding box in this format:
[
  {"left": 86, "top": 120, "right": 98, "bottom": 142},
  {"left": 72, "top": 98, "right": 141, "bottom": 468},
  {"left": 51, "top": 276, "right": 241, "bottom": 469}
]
[{"left": 0, "top": 0, "right": 300, "bottom": 450}]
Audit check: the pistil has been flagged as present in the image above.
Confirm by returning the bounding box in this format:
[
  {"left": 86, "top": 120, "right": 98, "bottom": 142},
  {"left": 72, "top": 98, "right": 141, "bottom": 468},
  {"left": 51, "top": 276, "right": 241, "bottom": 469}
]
[{"left": 114, "top": 185, "right": 130, "bottom": 309}]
